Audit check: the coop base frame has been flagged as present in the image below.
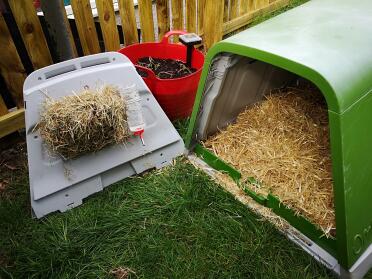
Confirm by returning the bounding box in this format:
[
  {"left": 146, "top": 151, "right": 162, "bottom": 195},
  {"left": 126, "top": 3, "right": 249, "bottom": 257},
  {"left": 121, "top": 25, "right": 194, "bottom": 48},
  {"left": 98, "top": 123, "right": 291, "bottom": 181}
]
[{"left": 187, "top": 152, "right": 372, "bottom": 279}]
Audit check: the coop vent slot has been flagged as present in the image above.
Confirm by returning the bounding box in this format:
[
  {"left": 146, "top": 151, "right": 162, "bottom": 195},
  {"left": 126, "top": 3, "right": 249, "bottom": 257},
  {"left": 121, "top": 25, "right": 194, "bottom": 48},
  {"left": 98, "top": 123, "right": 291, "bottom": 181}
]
[
  {"left": 44, "top": 65, "right": 77, "bottom": 79},
  {"left": 81, "top": 57, "right": 110, "bottom": 68}
]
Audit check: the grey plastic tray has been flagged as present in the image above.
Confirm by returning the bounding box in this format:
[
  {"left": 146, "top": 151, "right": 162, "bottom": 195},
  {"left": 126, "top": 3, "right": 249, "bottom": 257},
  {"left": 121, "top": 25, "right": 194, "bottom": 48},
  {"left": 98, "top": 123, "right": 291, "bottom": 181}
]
[{"left": 24, "top": 52, "right": 185, "bottom": 218}]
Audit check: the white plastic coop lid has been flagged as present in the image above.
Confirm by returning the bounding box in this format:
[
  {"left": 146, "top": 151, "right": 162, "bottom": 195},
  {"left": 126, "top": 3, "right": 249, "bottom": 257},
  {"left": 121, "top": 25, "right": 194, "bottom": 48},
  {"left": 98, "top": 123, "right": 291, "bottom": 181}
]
[{"left": 24, "top": 52, "right": 185, "bottom": 218}]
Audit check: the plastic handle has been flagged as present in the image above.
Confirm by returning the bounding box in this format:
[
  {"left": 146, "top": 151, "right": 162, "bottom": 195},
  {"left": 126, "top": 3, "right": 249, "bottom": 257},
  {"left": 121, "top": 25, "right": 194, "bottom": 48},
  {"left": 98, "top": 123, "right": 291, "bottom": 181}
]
[{"left": 161, "top": 30, "right": 188, "bottom": 44}]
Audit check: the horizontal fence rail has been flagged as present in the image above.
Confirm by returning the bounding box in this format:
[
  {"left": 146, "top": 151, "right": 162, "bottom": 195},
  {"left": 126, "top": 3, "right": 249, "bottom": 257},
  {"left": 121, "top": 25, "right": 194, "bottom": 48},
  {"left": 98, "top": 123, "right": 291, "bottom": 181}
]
[{"left": 0, "top": 0, "right": 289, "bottom": 139}]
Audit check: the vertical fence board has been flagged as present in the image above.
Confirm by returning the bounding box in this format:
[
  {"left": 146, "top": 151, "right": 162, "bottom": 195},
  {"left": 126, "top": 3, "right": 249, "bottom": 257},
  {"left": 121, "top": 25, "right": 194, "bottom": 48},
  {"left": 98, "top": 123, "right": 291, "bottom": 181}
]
[
  {"left": 171, "top": 0, "right": 183, "bottom": 42},
  {"left": 171, "top": 0, "right": 183, "bottom": 30},
  {"left": 256, "top": 0, "right": 270, "bottom": 9},
  {"left": 0, "top": 95, "right": 8, "bottom": 116},
  {"left": 156, "top": 0, "right": 170, "bottom": 40},
  {"left": 239, "top": 0, "right": 249, "bottom": 15},
  {"left": 8, "top": 0, "right": 52, "bottom": 69},
  {"left": 254, "top": 0, "right": 260, "bottom": 9},
  {"left": 118, "top": 0, "right": 138, "bottom": 45},
  {"left": 223, "top": 0, "right": 229, "bottom": 22},
  {"left": 138, "top": 0, "right": 155, "bottom": 42},
  {"left": 203, "top": 0, "right": 223, "bottom": 50},
  {"left": 230, "top": 0, "right": 239, "bottom": 19},
  {"left": 96, "top": 0, "right": 120, "bottom": 51},
  {"left": 197, "top": 0, "right": 205, "bottom": 35},
  {"left": 71, "top": 0, "right": 100, "bottom": 55},
  {"left": 0, "top": 14, "right": 26, "bottom": 108},
  {"left": 249, "top": 0, "right": 255, "bottom": 11},
  {"left": 186, "top": 0, "right": 196, "bottom": 33}
]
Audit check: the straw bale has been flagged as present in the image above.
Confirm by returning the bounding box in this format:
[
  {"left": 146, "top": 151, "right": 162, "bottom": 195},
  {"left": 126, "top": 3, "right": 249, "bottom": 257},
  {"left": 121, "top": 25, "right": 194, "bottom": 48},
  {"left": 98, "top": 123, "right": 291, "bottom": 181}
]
[
  {"left": 203, "top": 86, "right": 335, "bottom": 237},
  {"left": 37, "top": 85, "right": 130, "bottom": 160}
]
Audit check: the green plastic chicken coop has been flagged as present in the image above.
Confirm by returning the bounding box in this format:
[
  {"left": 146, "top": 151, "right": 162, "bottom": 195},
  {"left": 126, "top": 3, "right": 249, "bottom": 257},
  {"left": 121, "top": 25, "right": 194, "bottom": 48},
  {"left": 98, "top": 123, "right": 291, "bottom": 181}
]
[{"left": 186, "top": 0, "right": 372, "bottom": 277}]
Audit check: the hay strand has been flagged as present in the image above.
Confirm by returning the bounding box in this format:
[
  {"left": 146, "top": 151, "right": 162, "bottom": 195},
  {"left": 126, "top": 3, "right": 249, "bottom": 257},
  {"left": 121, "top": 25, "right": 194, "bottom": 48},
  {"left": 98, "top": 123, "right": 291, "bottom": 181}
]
[
  {"left": 203, "top": 86, "right": 335, "bottom": 237},
  {"left": 38, "top": 85, "right": 130, "bottom": 160}
]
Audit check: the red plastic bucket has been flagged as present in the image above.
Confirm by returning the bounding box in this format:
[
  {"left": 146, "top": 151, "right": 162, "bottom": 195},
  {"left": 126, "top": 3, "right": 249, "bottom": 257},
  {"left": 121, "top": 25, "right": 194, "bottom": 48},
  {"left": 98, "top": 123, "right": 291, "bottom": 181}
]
[{"left": 118, "top": 31, "right": 205, "bottom": 120}]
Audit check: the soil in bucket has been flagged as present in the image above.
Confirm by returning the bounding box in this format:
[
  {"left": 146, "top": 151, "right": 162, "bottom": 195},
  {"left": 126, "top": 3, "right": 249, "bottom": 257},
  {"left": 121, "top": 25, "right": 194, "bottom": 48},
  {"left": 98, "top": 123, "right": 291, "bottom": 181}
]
[{"left": 138, "top": 57, "right": 196, "bottom": 79}]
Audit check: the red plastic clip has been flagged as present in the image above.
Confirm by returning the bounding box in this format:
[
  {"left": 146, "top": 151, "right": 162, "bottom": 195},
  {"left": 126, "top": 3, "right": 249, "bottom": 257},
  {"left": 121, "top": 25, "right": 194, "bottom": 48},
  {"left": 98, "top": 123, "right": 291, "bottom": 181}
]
[{"left": 133, "top": 129, "right": 145, "bottom": 146}]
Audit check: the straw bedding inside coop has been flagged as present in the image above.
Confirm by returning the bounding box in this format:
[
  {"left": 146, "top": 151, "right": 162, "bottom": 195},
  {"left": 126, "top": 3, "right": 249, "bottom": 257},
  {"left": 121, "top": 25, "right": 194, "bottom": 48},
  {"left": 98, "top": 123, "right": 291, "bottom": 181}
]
[
  {"left": 37, "top": 85, "right": 130, "bottom": 160},
  {"left": 203, "top": 86, "right": 335, "bottom": 237}
]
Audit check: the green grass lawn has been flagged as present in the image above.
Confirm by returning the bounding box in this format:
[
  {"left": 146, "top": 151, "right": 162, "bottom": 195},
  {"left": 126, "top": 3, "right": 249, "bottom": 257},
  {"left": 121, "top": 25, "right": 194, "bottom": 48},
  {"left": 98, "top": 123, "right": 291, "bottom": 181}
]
[{"left": 0, "top": 141, "right": 334, "bottom": 278}]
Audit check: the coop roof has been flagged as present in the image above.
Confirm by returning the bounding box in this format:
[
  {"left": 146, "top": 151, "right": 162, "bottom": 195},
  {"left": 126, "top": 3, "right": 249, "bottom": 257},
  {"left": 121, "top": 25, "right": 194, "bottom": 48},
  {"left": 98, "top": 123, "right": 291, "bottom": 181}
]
[{"left": 205, "top": 0, "right": 372, "bottom": 113}]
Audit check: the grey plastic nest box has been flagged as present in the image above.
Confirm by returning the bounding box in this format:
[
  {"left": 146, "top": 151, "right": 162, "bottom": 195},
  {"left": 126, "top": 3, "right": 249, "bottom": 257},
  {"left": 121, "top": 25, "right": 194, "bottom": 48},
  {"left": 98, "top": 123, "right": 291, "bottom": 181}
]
[{"left": 24, "top": 52, "right": 184, "bottom": 218}]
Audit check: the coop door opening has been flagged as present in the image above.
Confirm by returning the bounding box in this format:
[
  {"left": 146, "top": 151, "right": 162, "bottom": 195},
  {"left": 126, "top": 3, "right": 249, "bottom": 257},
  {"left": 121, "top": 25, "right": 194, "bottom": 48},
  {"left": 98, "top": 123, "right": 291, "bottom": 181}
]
[{"left": 198, "top": 54, "right": 335, "bottom": 238}]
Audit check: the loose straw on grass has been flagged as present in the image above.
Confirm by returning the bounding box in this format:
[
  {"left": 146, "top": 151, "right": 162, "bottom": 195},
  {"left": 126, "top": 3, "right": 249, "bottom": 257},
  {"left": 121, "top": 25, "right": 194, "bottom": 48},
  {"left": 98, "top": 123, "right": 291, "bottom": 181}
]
[
  {"left": 203, "top": 86, "right": 335, "bottom": 237},
  {"left": 38, "top": 85, "right": 130, "bottom": 160}
]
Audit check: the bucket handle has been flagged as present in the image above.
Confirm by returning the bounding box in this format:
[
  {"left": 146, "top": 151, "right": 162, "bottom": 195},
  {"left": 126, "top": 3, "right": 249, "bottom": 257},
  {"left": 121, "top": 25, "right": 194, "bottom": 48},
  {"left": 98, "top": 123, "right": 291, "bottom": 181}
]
[
  {"left": 161, "top": 30, "right": 188, "bottom": 44},
  {"left": 135, "top": 65, "right": 156, "bottom": 79},
  {"left": 135, "top": 65, "right": 157, "bottom": 90}
]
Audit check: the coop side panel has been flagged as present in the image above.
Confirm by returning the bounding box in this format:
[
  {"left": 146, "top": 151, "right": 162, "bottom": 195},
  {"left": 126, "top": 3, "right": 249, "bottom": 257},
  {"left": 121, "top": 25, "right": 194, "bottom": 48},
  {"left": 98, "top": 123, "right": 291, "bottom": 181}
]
[{"left": 334, "top": 92, "right": 372, "bottom": 269}]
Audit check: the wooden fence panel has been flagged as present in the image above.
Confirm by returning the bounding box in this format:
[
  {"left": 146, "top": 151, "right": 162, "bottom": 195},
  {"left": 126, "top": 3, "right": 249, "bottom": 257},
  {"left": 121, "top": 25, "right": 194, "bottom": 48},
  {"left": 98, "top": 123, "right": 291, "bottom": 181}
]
[
  {"left": 223, "top": 0, "right": 289, "bottom": 34},
  {"left": 240, "top": 0, "right": 249, "bottom": 15},
  {"left": 230, "top": 0, "right": 239, "bottom": 19},
  {"left": 138, "top": 0, "right": 155, "bottom": 42},
  {"left": 8, "top": 0, "right": 53, "bottom": 69},
  {"left": 249, "top": 0, "right": 255, "bottom": 11},
  {"left": 0, "top": 109, "right": 25, "bottom": 138},
  {"left": 96, "top": 0, "right": 120, "bottom": 51},
  {"left": 203, "top": 0, "right": 224, "bottom": 50},
  {"left": 171, "top": 0, "right": 183, "bottom": 30},
  {"left": 171, "top": 0, "right": 183, "bottom": 42},
  {"left": 156, "top": 0, "right": 170, "bottom": 40},
  {"left": 118, "top": 0, "right": 139, "bottom": 45},
  {"left": 0, "top": 96, "right": 8, "bottom": 116},
  {"left": 0, "top": 14, "right": 26, "bottom": 108},
  {"left": 223, "top": 0, "right": 229, "bottom": 22},
  {"left": 255, "top": 0, "right": 270, "bottom": 9},
  {"left": 71, "top": 0, "right": 100, "bottom": 55},
  {"left": 186, "top": 0, "right": 196, "bottom": 33},
  {"left": 197, "top": 0, "right": 205, "bottom": 35}
]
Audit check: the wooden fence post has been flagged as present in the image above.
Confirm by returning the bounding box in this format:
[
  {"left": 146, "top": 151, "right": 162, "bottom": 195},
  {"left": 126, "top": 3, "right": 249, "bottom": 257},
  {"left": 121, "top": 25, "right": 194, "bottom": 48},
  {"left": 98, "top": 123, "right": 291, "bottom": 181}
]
[
  {"left": 71, "top": 0, "right": 100, "bottom": 55},
  {"left": 203, "top": 0, "right": 224, "bottom": 50},
  {"left": 96, "top": 0, "right": 120, "bottom": 51},
  {"left": 118, "top": 0, "right": 139, "bottom": 45},
  {"left": 40, "top": 0, "right": 77, "bottom": 61}
]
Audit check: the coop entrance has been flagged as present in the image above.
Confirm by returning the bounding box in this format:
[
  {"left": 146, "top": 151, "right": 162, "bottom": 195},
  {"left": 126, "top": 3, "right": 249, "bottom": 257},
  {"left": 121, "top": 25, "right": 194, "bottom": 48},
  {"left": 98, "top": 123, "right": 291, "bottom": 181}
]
[{"left": 193, "top": 54, "right": 336, "bottom": 241}]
